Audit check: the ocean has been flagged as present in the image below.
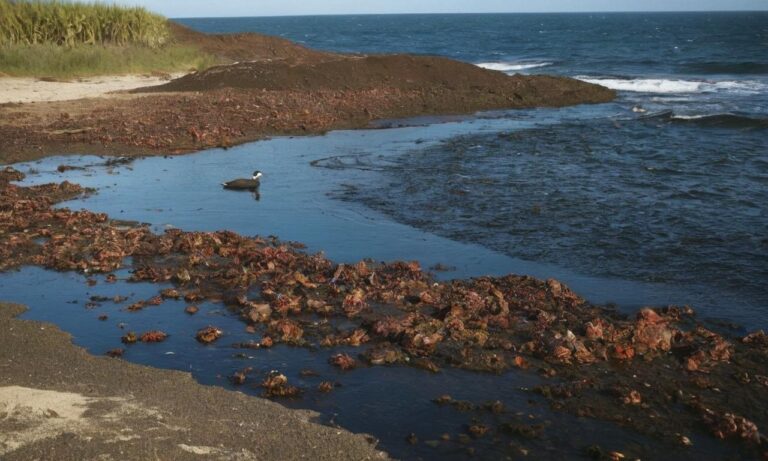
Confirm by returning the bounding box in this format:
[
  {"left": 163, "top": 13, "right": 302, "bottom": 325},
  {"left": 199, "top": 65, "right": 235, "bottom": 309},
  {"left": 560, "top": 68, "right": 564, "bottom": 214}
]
[
  {"left": 178, "top": 12, "right": 768, "bottom": 323},
  {"left": 2, "top": 12, "right": 766, "bottom": 460}
]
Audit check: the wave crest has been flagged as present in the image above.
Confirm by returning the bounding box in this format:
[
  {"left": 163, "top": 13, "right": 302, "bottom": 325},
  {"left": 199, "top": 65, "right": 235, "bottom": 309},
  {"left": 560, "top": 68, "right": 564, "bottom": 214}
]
[
  {"left": 577, "top": 76, "right": 767, "bottom": 94},
  {"left": 476, "top": 61, "right": 553, "bottom": 72},
  {"left": 640, "top": 111, "right": 768, "bottom": 129}
]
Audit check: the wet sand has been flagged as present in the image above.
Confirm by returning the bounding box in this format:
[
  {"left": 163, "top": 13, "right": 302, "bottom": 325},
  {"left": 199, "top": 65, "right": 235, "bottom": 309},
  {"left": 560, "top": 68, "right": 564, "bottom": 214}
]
[{"left": 0, "top": 302, "right": 387, "bottom": 460}]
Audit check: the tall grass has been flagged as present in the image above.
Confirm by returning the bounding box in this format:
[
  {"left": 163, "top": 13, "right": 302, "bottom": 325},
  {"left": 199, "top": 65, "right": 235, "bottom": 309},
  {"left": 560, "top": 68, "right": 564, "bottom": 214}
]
[
  {"left": 0, "top": 0, "right": 170, "bottom": 48},
  {"left": 0, "top": 43, "right": 217, "bottom": 77},
  {"left": 0, "top": 1, "right": 218, "bottom": 77}
]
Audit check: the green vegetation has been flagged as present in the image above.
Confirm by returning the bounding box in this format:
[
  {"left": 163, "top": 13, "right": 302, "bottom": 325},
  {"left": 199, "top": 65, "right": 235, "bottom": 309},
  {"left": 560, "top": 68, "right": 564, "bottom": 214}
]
[
  {"left": 0, "top": 0, "right": 215, "bottom": 77},
  {"left": 0, "top": 43, "right": 216, "bottom": 78},
  {"left": 0, "top": 0, "right": 169, "bottom": 47}
]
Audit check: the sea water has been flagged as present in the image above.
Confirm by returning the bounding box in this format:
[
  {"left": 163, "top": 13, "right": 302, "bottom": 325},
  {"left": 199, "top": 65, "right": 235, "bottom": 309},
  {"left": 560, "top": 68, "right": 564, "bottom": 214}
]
[{"left": 2, "top": 12, "right": 767, "bottom": 460}]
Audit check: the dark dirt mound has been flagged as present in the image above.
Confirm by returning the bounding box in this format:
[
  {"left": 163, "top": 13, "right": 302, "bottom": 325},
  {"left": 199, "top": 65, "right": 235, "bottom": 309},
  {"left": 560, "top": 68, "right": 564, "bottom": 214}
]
[
  {"left": 141, "top": 54, "right": 614, "bottom": 108},
  {"left": 169, "top": 21, "right": 335, "bottom": 64}
]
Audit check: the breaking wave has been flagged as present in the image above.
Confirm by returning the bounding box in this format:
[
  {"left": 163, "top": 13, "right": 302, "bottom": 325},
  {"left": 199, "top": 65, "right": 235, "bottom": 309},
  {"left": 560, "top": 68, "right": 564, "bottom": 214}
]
[
  {"left": 476, "top": 61, "right": 553, "bottom": 72},
  {"left": 577, "top": 76, "right": 767, "bottom": 94},
  {"left": 640, "top": 111, "right": 768, "bottom": 129}
]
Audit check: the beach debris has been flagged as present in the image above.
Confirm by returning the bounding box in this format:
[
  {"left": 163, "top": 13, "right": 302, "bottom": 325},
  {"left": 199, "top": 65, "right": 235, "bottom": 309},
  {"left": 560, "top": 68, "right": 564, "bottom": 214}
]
[{"left": 196, "top": 326, "right": 223, "bottom": 344}]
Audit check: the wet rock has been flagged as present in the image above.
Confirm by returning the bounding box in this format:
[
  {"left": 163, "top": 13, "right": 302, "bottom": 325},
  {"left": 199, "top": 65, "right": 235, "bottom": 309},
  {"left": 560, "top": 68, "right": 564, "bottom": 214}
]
[
  {"left": 140, "top": 330, "right": 168, "bottom": 343},
  {"left": 261, "top": 371, "right": 302, "bottom": 398},
  {"left": 467, "top": 424, "right": 489, "bottom": 438},
  {"left": 632, "top": 308, "right": 674, "bottom": 354},
  {"left": 185, "top": 305, "right": 199, "bottom": 315},
  {"left": 621, "top": 390, "right": 642, "bottom": 405},
  {"left": 105, "top": 348, "right": 124, "bottom": 358},
  {"left": 160, "top": 288, "right": 181, "bottom": 299},
  {"left": 196, "top": 326, "right": 223, "bottom": 344},
  {"left": 318, "top": 381, "right": 335, "bottom": 393},
  {"left": 121, "top": 332, "right": 137, "bottom": 344},
  {"left": 743, "top": 330, "right": 768, "bottom": 347},
  {"left": 701, "top": 408, "right": 761, "bottom": 444},
  {"left": 329, "top": 353, "right": 357, "bottom": 370},
  {"left": 245, "top": 302, "right": 272, "bottom": 323},
  {"left": 268, "top": 319, "right": 304, "bottom": 343},
  {"left": 230, "top": 368, "right": 251, "bottom": 385}
]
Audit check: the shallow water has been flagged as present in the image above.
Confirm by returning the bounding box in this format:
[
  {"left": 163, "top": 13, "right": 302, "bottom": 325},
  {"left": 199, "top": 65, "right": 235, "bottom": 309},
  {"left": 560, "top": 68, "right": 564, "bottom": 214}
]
[
  {"left": 4, "top": 265, "right": 699, "bottom": 460},
  {"left": 0, "top": 111, "right": 761, "bottom": 459}
]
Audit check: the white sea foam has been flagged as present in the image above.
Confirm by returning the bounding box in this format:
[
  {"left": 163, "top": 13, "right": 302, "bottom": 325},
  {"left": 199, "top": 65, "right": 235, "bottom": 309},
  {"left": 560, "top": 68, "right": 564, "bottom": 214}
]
[
  {"left": 670, "top": 114, "right": 711, "bottom": 120},
  {"left": 476, "top": 61, "right": 553, "bottom": 72},
  {"left": 577, "top": 76, "right": 767, "bottom": 94}
]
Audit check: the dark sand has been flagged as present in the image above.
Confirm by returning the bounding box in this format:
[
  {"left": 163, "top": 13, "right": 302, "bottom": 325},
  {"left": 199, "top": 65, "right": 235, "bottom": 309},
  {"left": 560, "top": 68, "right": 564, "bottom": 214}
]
[{"left": 0, "top": 302, "right": 388, "bottom": 460}]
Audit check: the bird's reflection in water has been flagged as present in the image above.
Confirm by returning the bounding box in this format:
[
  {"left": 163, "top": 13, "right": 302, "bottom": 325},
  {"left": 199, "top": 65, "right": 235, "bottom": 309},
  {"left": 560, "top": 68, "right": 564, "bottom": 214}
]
[{"left": 251, "top": 191, "right": 261, "bottom": 201}]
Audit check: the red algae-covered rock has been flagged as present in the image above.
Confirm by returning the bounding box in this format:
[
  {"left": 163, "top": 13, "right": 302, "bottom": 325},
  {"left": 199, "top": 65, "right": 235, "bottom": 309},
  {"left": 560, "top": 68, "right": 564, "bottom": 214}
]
[
  {"left": 160, "top": 288, "right": 181, "bottom": 299},
  {"left": 196, "top": 326, "right": 223, "bottom": 344},
  {"left": 140, "top": 330, "right": 168, "bottom": 343},
  {"left": 329, "top": 353, "right": 357, "bottom": 370},
  {"left": 268, "top": 319, "right": 304, "bottom": 343},
  {"left": 261, "top": 371, "right": 302, "bottom": 398},
  {"left": 245, "top": 302, "right": 272, "bottom": 323},
  {"left": 701, "top": 409, "right": 761, "bottom": 444},
  {"left": 742, "top": 330, "right": 768, "bottom": 347},
  {"left": 121, "top": 332, "right": 137, "bottom": 344},
  {"left": 342, "top": 288, "right": 367, "bottom": 317},
  {"left": 318, "top": 381, "right": 335, "bottom": 393},
  {"left": 632, "top": 308, "right": 674, "bottom": 354},
  {"left": 467, "top": 424, "right": 490, "bottom": 438}
]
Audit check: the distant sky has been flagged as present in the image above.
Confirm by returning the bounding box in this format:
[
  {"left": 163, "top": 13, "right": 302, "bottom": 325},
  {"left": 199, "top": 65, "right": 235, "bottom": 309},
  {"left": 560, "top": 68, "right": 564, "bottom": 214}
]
[{"left": 112, "top": 0, "right": 768, "bottom": 18}]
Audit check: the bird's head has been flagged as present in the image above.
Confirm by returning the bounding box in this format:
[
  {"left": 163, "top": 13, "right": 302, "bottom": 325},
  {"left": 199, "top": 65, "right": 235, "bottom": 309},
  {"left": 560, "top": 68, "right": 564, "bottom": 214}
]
[{"left": 252, "top": 170, "right": 263, "bottom": 180}]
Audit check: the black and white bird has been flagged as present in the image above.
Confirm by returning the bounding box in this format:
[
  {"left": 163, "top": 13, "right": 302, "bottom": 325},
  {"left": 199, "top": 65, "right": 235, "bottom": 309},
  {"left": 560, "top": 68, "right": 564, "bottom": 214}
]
[{"left": 222, "top": 170, "right": 262, "bottom": 190}]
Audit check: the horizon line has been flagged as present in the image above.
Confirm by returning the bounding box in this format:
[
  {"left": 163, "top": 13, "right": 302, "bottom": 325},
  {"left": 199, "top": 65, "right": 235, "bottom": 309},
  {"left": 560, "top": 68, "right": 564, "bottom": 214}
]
[{"left": 171, "top": 10, "right": 768, "bottom": 20}]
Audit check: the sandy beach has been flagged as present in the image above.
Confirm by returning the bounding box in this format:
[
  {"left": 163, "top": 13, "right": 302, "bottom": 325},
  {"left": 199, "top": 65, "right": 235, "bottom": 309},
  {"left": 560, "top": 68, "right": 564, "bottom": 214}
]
[{"left": 0, "top": 73, "right": 184, "bottom": 104}]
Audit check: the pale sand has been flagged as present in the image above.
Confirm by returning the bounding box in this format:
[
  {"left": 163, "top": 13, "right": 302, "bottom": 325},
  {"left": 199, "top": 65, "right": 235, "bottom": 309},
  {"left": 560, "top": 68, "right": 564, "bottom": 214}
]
[
  {"left": 0, "top": 386, "right": 162, "bottom": 456},
  {"left": 0, "top": 73, "right": 185, "bottom": 104}
]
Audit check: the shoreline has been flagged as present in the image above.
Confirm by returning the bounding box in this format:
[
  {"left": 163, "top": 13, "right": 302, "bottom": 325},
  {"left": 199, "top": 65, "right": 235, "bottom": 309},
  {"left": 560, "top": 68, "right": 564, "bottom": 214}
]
[
  {"left": 0, "top": 73, "right": 186, "bottom": 105},
  {"left": 5, "top": 20, "right": 766, "bottom": 461},
  {"left": 0, "top": 302, "right": 388, "bottom": 460},
  {"left": 0, "top": 166, "right": 766, "bottom": 459},
  {"left": 0, "top": 25, "right": 614, "bottom": 164}
]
